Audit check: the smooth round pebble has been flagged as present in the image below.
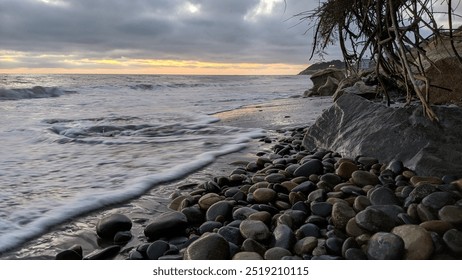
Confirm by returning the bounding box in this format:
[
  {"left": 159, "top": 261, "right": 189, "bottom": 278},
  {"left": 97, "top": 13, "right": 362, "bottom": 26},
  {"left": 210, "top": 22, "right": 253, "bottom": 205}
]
[
  {"left": 239, "top": 220, "right": 271, "bottom": 242},
  {"left": 443, "top": 229, "right": 462, "bottom": 256},
  {"left": 96, "top": 214, "right": 132, "bottom": 240},
  {"left": 367, "top": 232, "right": 404, "bottom": 260},
  {"left": 184, "top": 233, "right": 230, "bottom": 260},
  {"left": 264, "top": 247, "right": 292, "bottom": 260},
  {"left": 253, "top": 188, "right": 277, "bottom": 203},
  {"left": 351, "top": 170, "right": 379, "bottom": 187},
  {"left": 391, "top": 225, "right": 434, "bottom": 260}
]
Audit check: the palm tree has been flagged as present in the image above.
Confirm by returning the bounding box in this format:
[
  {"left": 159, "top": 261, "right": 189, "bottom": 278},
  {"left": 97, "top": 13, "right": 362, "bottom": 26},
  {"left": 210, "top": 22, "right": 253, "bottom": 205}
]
[{"left": 297, "top": 0, "right": 462, "bottom": 121}]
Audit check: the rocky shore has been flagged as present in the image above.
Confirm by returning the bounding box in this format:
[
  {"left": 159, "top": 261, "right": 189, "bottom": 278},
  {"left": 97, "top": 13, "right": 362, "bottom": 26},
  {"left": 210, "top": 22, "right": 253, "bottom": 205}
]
[{"left": 55, "top": 125, "right": 462, "bottom": 260}]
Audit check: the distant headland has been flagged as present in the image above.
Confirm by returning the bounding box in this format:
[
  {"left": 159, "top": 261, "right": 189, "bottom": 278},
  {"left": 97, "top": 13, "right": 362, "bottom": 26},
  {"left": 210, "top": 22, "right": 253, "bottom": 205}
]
[{"left": 298, "top": 60, "right": 345, "bottom": 75}]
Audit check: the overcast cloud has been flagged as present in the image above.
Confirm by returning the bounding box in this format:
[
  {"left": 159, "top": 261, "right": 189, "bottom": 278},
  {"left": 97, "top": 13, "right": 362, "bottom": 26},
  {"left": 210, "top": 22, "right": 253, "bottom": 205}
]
[{"left": 0, "top": 0, "right": 335, "bottom": 71}]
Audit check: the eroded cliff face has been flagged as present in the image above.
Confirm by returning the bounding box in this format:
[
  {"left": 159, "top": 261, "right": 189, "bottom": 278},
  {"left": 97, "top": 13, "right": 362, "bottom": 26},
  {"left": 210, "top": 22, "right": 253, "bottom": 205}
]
[{"left": 303, "top": 94, "right": 462, "bottom": 177}]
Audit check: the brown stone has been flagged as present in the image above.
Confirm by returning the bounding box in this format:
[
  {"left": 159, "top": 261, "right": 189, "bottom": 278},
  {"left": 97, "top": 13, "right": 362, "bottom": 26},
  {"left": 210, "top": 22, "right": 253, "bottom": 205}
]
[
  {"left": 232, "top": 252, "right": 263, "bottom": 260},
  {"left": 289, "top": 192, "right": 305, "bottom": 205},
  {"left": 168, "top": 195, "right": 193, "bottom": 211},
  {"left": 410, "top": 176, "right": 443, "bottom": 186},
  {"left": 392, "top": 225, "right": 434, "bottom": 260},
  {"left": 294, "top": 236, "right": 318, "bottom": 256},
  {"left": 353, "top": 196, "right": 371, "bottom": 212},
  {"left": 426, "top": 57, "right": 462, "bottom": 106},
  {"left": 281, "top": 181, "right": 298, "bottom": 191},
  {"left": 336, "top": 162, "right": 359, "bottom": 179},
  {"left": 351, "top": 171, "right": 379, "bottom": 187},
  {"left": 248, "top": 211, "right": 272, "bottom": 225},
  {"left": 438, "top": 205, "right": 462, "bottom": 224},
  {"left": 198, "top": 193, "right": 223, "bottom": 210},
  {"left": 264, "top": 247, "right": 292, "bottom": 260},
  {"left": 420, "top": 220, "right": 454, "bottom": 235},
  {"left": 346, "top": 217, "right": 369, "bottom": 237},
  {"left": 331, "top": 202, "right": 356, "bottom": 230},
  {"left": 253, "top": 188, "right": 277, "bottom": 204}
]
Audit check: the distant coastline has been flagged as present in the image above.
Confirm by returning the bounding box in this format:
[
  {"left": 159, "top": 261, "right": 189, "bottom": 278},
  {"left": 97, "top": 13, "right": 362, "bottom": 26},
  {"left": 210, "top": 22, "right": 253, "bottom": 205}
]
[{"left": 298, "top": 60, "right": 345, "bottom": 75}]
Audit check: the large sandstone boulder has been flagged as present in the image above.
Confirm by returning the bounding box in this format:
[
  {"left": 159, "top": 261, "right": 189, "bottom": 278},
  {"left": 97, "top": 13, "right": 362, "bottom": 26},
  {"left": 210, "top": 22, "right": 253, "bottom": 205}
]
[
  {"left": 304, "top": 68, "right": 345, "bottom": 97},
  {"left": 333, "top": 80, "right": 377, "bottom": 101},
  {"left": 303, "top": 93, "right": 462, "bottom": 177},
  {"left": 425, "top": 57, "right": 462, "bottom": 105}
]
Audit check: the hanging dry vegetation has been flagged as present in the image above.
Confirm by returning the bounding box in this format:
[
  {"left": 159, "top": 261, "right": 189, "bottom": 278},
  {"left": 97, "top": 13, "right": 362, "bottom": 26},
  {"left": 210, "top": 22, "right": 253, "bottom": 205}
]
[{"left": 296, "top": 0, "right": 462, "bottom": 121}]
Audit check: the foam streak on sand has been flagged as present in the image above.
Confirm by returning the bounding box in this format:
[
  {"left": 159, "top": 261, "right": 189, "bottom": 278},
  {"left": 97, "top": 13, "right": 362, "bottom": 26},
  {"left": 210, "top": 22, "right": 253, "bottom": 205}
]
[{"left": 0, "top": 129, "right": 265, "bottom": 254}]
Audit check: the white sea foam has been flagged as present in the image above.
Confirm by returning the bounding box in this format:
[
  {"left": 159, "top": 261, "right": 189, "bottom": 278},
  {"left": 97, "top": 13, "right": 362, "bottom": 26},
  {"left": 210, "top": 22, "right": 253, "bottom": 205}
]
[{"left": 0, "top": 128, "right": 264, "bottom": 253}]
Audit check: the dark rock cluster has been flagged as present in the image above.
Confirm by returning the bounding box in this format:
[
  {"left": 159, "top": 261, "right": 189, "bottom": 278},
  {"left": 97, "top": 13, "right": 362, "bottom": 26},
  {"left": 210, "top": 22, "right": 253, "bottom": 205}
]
[{"left": 57, "top": 126, "right": 462, "bottom": 260}]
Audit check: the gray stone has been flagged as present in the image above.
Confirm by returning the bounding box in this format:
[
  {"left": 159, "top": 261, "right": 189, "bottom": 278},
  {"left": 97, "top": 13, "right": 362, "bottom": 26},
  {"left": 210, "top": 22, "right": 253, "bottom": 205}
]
[
  {"left": 325, "top": 237, "right": 344, "bottom": 256},
  {"left": 405, "top": 184, "right": 437, "bottom": 206},
  {"left": 443, "top": 229, "right": 462, "bottom": 256},
  {"left": 422, "top": 192, "right": 455, "bottom": 209},
  {"left": 320, "top": 173, "right": 342, "bottom": 187},
  {"left": 113, "top": 230, "right": 132, "bottom": 244},
  {"left": 56, "top": 245, "right": 83, "bottom": 260},
  {"left": 307, "top": 189, "right": 326, "bottom": 203},
  {"left": 367, "top": 232, "right": 405, "bottom": 260},
  {"left": 310, "top": 201, "right": 333, "bottom": 217},
  {"left": 369, "top": 187, "right": 400, "bottom": 205},
  {"left": 199, "top": 221, "right": 223, "bottom": 234},
  {"left": 265, "top": 173, "right": 287, "bottom": 184},
  {"left": 387, "top": 160, "right": 405, "bottom": 175},
  {"left": 272, "top": 224, "right": 295, "bottom": 250},
  {"left": 232, "top": 207, "right": 258, "bottom": 220},
  {"left": 345, "top": 248, "right": 367, "bottom": 260},
  {"left": 367, "top": 205, "right": 405, "bottom": 224},
  {"left": 302, "top": 93, "right": 462, "bottom": 177},
  {"left": 357, "top": 156, "right": 379, "bottom": 168},
  {"left": 218, "top": 226, "right": 243, "bottom": 245},
  {"left": 242, "top": 239, "right": 266, "bottom": 256},
  {"left": 84, "top": 245, "right": 121, "bottom": 260},
  {"left": 239, "top": 220, "right": 271, "bottom": 242},
  {"left": 264, "top": 247, "right": 292, "bottom": 260},
  {"left": 291, "top": 181, "right": 316, "bottom": 194},
  {"left": 206, "top": 201, "right": 233, "bottom": 221},
  {"left": 146, "top": 240, "right": 170, "bottom": 260},
  {"left": 144, "top": 211, "right": 188, "bottom": 240},
  {"left": 181, "top": 206, "right": 204, "bottom": 225},
  {"left": 355, "top": 207, "right": 396, "bottom": 233},
  {"left": 184, "top": 233, "right": 230, "bottom": 260},
  {"left": 295, "top": 223, "right": 321, "bottom": 239},
  {"left": 293, "top": 159, "right": 324, "bottom": 177},
  {"left": 96, "top": 214, "right": 132, "bottom": 240}
]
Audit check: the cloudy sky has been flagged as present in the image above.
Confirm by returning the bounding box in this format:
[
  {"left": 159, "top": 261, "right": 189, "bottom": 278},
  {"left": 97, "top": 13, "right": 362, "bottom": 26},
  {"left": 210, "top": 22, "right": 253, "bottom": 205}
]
[{"left": 0, "top": 0, "right": 332, "bottom": 74}]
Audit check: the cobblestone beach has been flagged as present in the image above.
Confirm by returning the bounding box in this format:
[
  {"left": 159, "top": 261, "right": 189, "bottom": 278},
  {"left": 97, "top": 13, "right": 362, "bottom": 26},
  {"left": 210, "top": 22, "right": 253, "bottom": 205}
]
[{"left": 58, "top": 125, "right": 462, "bottom": 260}]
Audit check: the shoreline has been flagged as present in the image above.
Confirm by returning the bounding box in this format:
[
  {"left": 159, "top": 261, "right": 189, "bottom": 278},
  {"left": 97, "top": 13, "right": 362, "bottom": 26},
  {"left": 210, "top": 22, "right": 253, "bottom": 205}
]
[
  {"left": 1, "top": 96, "right": 332, "bottom": 259},
  {"left": 5, "top": 95, "right": 459, "bottom": 260}
]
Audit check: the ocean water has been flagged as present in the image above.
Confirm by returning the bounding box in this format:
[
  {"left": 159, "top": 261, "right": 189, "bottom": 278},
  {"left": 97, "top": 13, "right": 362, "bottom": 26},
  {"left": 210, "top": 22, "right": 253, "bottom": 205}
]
[{"left": 0, "top": 74, "right": 311, "bottom": 254}]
